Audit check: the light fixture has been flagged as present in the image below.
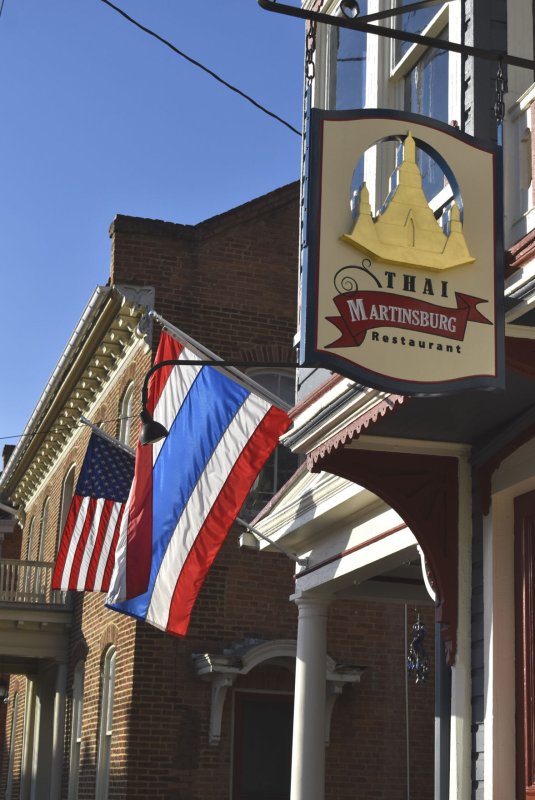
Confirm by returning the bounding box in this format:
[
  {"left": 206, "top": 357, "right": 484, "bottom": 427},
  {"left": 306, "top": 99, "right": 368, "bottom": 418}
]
[
  {"left": 138, "top": 352, "right": 300, "bottom": 447},
  {"left": 139, "top": 409, "right": 169, "bottom": 447},
  {"left": 340, "top": 0, "right": 360, "bottom": 19},
  {"left": 0, "top": 678, "right": 9, "bottom": 703}
]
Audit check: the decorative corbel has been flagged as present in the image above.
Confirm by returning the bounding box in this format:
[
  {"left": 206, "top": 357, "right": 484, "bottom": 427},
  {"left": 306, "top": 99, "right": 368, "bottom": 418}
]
[
  {"left": 325, "top": 682, "right": 345, "bottom": 745},
  {"left": 207, "top": 674, "right": 236, "bottom": 746}
]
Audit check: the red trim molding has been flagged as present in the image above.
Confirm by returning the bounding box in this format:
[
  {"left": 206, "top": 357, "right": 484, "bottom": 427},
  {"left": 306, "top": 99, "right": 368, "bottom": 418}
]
[
  {"left": 307, "top": 395, "right": 407, "bottom": 467},
  {"left": 296, "top": 522, "right": 407, "bottom": 578},
  {"left": 478, "top": 338, "right": 535, "bottom": 515},
  {"left": 506, "top": 337, "right": 535, "bottom": 381},
  {"left": 505, "top": 229, "right": 535, "bottom": 277},
  {"left": 311, "top": 447, "right": 459, "bottom": 664}
]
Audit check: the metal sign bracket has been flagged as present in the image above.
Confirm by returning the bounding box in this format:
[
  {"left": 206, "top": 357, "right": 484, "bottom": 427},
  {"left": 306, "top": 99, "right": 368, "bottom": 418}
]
[{"left": 257, "top": 0, "right": 535, "bottom": 72}]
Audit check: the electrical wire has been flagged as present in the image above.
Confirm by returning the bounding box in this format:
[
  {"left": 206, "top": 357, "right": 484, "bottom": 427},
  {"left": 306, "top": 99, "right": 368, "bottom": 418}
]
[
  {"left": 99, "top": 0, "right": 301, "bottom": 137},
  {"left": 0, "top": 0, "right": 6, "bottom": 19},
  {"left": 0, "top": 416, "right": 133, "bottom": 442}
]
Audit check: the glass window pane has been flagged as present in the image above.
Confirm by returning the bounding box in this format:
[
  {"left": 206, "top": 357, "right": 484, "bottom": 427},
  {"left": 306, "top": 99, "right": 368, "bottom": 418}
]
[
  {"left": 404, "top": 35, "right": 449, "bottom": 199},
  {"left": 333, "top": 0, "right": 367, "bottom": 110},
  {"left": 404, "top": 40, "right": 448, "bottom": 121},
  {"left": 397, "top": 0, "right": 446, "bottom": 58},
  {"left": 241, "top": 371, "right": 298, "bottom": 520}
]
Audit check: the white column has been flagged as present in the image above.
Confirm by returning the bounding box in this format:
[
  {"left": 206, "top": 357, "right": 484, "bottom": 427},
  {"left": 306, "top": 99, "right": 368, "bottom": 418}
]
[
  {"left": 291, "top": 593, "right": 329, "bottom": 800},
  {"left": 20, "top": 677, "right": 36, "bottom": 800},
  {"left": 50, "top": 661, "right": 67, "bottom": 799}
]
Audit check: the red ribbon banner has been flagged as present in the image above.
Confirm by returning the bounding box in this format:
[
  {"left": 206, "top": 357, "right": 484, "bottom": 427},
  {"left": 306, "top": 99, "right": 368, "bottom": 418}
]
[{"left": 326, "top": 291, "right": 491, "bottom": 348}]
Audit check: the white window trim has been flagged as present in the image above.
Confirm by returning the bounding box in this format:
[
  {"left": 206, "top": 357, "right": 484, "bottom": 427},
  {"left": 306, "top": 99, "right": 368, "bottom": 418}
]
[
  {"left": 389, "top": 3, "right": 449, "bottom": 80},
  {"left": 37, "top": 498, "right": 49, "bottom": 563},
  {"left": 96, "top": 647, "right": 116, "bottom": 800},
  {"left": 118, "top": 382, "right": 134, "bottom": 446}
]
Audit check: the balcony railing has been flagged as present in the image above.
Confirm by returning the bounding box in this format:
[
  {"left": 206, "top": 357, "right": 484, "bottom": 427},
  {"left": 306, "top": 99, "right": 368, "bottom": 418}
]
[{"left": 0, "top": 559, "right": 69, "bottom": 606}]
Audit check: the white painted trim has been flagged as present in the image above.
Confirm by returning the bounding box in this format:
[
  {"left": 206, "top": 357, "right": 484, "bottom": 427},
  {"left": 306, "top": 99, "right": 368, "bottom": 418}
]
[
  {"left": 51, "top": 662, "right": 67, "bottom": 798},
  {"left": 389, "top": 4, "right": 449, "bottom": 80},
  {"left": 20, "top": 677, "right": 35, "bottom": 800},
  {"left": 348, "top": 434, "right": 471, "bottom": 457},
  {"left": 449, "top": 455, "right": 471, "bottom": 800},
  {"left": 505, "top": 323, "right": 535, "bottom": 339},
  {"left": 516, "top": 81, "right": 535, "bottom": 114},
  {"left": 482, "top": 439, "right": 535, "bottom": 799},
  {"left": 483, "top": 499, "right": 516, "bottom": 800}
]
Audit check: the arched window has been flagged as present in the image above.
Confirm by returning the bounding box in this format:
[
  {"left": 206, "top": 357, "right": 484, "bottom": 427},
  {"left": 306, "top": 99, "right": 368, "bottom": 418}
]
[
  {"left": 96, "top": 646, "right": 116, "bottom": 800},
  {"left": 59, "top": 465, "right": 76, "bottom": 552},
  {"left": 26, "top": 516, "right": 35, "bottom": 560},
  {"left": 118, "top": 382, "right": 135, "bottom": 446},
  {"left": 68, "top": 660, "right": 85, "bottom": 800},
  {"left": 242, "top": 371, "right": 297, "bottom": 520},
  {"left": 37, "top": 497, "right": 50, "bottom": 563},
  {"left": 36, "top": 497, "right": 50, "bottom": 596}
]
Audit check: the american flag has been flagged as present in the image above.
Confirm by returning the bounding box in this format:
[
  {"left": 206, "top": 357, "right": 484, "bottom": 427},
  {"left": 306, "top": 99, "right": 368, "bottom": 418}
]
[{"left": 52, "top": 431, "right": 134, "bottom": 592}]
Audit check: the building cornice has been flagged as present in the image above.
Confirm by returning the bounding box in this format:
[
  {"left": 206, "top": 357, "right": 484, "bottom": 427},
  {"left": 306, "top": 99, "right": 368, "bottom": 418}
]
[{"left": 0, "top": 286, "right": 153, "bottom": 508}]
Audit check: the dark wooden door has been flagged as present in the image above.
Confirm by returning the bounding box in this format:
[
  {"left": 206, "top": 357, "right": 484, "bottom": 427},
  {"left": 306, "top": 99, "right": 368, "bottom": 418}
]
[{"left": 515, "top": 491, "right": 535, "bottom": 799}]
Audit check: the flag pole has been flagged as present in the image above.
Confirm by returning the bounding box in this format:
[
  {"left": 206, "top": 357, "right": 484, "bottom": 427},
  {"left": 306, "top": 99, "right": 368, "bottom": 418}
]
[
  {"left": 147, "top": 310, "right": 295, "bottom": 411},
  {"left": 236, "top": 517, "right": 309, "bottom": 567},
  {"left": 80, "top": 416, "right": 134, "bottom": 456}
]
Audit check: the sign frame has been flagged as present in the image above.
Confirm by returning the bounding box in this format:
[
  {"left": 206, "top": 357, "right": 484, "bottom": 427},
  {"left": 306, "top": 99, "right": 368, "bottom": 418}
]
[{"left": 300, "top": 108, "right": 504, "bottom": 395}]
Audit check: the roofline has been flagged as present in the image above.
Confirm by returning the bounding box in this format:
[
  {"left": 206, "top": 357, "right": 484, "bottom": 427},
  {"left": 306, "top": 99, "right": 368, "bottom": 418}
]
[{"left": 0, "top": 285, "right": 117, "bottom": 495}]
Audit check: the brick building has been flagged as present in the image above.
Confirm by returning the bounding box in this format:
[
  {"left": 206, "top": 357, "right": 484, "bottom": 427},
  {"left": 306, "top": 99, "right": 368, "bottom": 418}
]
[{"left": 0, "top": 181, "right": 434, "bottom": 799}]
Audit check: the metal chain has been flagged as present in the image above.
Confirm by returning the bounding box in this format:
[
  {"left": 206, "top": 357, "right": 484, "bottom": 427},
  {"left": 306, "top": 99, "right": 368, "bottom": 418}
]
[
  {"left": 305, "top": 19, "right": 317, "bottom": 82},
  {"left": 494, "top": 60, "right": 506, "bottom": 125}
]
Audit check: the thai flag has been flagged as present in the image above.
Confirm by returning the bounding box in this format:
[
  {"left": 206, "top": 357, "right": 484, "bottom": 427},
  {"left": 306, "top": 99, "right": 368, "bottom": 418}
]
[
  {"left": 107, "top": 332, "right": 290, "bottom": 637},
  {"left": 52, "top": 432, "right": 134, "bottom": 592}
]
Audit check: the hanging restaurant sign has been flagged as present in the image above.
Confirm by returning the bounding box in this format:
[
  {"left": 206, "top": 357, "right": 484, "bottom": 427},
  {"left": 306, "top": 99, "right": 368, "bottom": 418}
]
[{"left": 300, "top": 109, "right": 504, "bottom": 394}]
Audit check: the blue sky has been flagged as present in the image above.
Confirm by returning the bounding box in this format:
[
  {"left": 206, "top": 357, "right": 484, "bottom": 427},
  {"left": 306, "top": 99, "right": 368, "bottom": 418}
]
[{"left": 0, "top": 0, "right": 304, "bottom": 445}]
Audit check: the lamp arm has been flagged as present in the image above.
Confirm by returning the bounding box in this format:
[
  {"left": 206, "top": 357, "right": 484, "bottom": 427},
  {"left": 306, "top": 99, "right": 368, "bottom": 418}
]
[{"left": 141, "top": 358, "right": 301, "bottom": 418}]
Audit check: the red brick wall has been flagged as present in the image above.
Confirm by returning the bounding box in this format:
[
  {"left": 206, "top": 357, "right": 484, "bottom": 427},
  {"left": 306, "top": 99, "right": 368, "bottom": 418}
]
[
  {"left": 1, "top": 523, "right": 21, "bottom": 559},
  {"left": 109, "top": 182, "right": 299, "bottom": 361}
]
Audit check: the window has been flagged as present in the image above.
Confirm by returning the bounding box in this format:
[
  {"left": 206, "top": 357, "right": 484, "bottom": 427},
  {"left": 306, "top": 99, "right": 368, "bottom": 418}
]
[
  {"left": 403, "top": 38, "right": 449, "bottom": 122},
  {"left": 232, "top": 692, "right": 293, "bottom": 800},
  {"left": 68, "top": 661, "right": 85, "bottom": 800},
  {"left": 59, "top": 465, "right": 76, "bottom": 552},
  {"left": 242, "top": 371, "right": 298, "bottom": 520},
  {"left": 391, "top": 1, "right": 450, "bottom": 201},
  {"left": 37, "top": 497, "right": 49, "bottom": 563},
  {"left": 394, "top": 0, "right": 447, "bottom": 60},
  {"left": 330, "top": 0, "right": 368, "bottom": 111},
  {"left": 35, "top": 497, "right": 50, "bottom": 596},
  {"left": 96, "top": 646, "right": 116, "bottom": 800},
  {"left": 319, "top": 1, "right": 453, "bottom": 215},
  {"left": 118, "top": 382, "right": 134, "bottom": 446},
  {"left": 26, "top": 516, "right": 35, "bottom": 560}
]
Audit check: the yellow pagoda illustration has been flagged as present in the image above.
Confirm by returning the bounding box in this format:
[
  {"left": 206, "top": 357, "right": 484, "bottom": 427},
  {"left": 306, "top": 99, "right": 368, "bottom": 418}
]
[{"left": 341, "top": 132, "right": 475, "bottom": 271}]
